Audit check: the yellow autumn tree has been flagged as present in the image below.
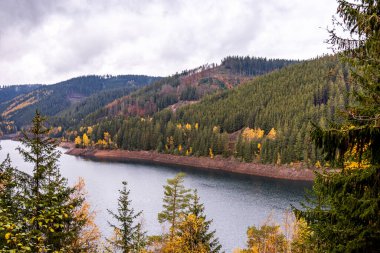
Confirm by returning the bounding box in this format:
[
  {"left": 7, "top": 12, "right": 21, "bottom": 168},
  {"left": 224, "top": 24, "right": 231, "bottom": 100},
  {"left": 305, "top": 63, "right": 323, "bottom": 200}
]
[
  {"left": 185, "top": 147, "right": 193, "bottom": 156},
  {"left": 290, "top": 218, "right": 313, "bottom": 253},
  {"left": 245, "top": 224, "right": 286, "bottom": 253},
  {"left": 161, "top": 215, "right": 209, "bottom": 253},
  {"left": 96, "top": 139, "right": 107, "bottom": 149},
  {"left": 75, "top": 136, "right": 82, "bottom": 147},
  {"left": 87, "top": 126, "right": 93, "bottom": 136},
  {"left": 267, "top": 128, "right": 277, "bottom": 140},
  {"left": 69, "top": 178, "right": 101, "bottom": 252},
  {"left": 185, "top": 123, "right": 192, "bottom": 131},
  {"left": 236, "top": 213, "right": 287, "bottom": 253},
  {"left": 104, "top": 132, "right": 111, "bottom": 143},
  {"left": 256, "top": 143, "right": 262, "bottom": 161},
  {"left": 209, "top": 148, "right": 214, "bottom": 159},
  {"left": 82, "top": 133, "right": 90, "bottom": 147},
  {"left": 242, "top": 127, "right": 264, "bottom": 141},
  {"left": 103, "top": 132, "right": 113, "bottom": 149}
]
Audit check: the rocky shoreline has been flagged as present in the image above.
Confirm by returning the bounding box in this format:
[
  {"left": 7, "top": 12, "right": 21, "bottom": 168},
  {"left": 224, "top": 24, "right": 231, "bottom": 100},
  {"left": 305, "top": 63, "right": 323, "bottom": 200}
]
[{"left": 61, "top": 142, "right": 315, "bottom": 181}]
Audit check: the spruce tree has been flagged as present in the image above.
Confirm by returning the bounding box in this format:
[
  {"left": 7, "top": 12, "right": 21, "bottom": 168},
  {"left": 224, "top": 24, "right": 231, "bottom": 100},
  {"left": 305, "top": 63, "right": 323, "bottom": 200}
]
[
  {"left": 0, "top": 155, "right": 23, "bottom": 220},
  {"left": 0, "top": 154, "right": 27, "bottom": 251},
  {"left": 295, "top": 0, "right": 380, "bottom": 252},
  {"left": 1, "top": 111, "right": 86, "bottom": 251},
  {"left": 16, "top": 111, "right": 84, "bottom": 251},
  {"left": 158, "top": 172, "right": 192, "bottom": 241},
  {"left": 182, "top": 189, "right": 222, "bottom": 253},
  {"left": 107, "top": 181, "right": 146, "bottom": 253}
]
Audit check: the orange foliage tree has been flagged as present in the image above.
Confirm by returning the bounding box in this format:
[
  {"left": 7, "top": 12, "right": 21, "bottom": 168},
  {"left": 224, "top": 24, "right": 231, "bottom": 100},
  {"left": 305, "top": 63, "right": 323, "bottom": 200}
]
[{"left": 69, "top": 178, "right": 101, "bottom": 252}]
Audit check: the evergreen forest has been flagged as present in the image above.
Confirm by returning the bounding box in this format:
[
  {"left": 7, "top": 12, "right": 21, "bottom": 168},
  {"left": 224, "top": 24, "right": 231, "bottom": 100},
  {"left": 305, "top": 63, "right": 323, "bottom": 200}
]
[
  {"left": 69, "top": 55, "right": 350, "bottom": 167},
  {"left": 1, "top": 0, "right": 379, "bottom": 251}
]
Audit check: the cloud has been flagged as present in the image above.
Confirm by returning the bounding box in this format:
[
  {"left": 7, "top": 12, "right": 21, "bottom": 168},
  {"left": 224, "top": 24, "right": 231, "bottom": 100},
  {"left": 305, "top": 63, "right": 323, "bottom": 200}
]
[{"left": 0, "top": 0, "right": 337, "bottom": 85}]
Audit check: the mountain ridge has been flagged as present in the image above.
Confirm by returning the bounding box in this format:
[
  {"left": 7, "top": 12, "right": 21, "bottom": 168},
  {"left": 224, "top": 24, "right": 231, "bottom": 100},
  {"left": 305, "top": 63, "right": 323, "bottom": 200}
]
[{"left": 0, "top": 75, "right": 160, "bottom": 133}]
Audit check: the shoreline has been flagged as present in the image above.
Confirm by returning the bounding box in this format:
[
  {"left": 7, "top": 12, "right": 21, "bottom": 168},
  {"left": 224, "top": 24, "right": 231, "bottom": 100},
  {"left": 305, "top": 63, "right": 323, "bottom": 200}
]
[{"left": 62, "top": 143, "right": 315, "bottom": 181}]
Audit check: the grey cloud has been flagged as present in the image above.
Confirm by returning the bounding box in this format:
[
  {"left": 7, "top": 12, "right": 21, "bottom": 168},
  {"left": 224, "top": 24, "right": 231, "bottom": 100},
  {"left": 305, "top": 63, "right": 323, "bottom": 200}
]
[
  {"left": 0, "top": 0, "right": 338, "bottom": 85},
  {"left": 0, "top": 0, "right": 63, "bottom": 34}
]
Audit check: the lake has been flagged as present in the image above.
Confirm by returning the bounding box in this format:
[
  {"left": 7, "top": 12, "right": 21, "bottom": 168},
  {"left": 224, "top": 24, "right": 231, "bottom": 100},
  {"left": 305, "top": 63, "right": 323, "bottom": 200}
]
[{"left": 0, "top": 140, "right": 311, "bottom": 252}]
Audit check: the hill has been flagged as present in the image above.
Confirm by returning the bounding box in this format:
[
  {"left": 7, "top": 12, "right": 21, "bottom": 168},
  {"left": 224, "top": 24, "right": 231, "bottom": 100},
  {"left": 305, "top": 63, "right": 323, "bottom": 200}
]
[
  {"left": 80, "top": 57, "right": 297, "bottom": 125},
  {"left": 0, "top": 84, "right": 43, "bottom": 104},
  {"left": 75, "top": 55, "right": 350, "bottom": 167},
  {"left": 0, "top": 75, "right": 160, "bottom": 134}
]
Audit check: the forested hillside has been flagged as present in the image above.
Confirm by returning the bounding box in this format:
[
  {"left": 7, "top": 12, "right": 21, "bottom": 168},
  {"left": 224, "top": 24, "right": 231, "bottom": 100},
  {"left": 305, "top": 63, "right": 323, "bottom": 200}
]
[
  {"left": 71, "top": 55, "right": 350, "bottom": 166},
  {"left": 0, "top": 75, "right": 159, "bottom": 133},
  {"left": 82, "top": 57, "right": 297, "bottom": 125},
  {"left": 0, "top": 84, "right": 43, "bottom": 104}
]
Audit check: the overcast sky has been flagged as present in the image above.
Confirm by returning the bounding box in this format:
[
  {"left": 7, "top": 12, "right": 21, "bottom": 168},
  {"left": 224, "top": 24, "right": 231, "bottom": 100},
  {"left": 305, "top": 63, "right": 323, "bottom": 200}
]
[{"left": 0, "top": 0, "right": 338, "bottom": 85}]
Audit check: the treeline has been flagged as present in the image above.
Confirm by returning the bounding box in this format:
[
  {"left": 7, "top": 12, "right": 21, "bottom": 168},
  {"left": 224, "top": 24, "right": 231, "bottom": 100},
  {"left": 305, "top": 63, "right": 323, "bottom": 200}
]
[
  {"left": 69, "top": 56, "right": 351, "bottom": 166},
  {"left": 0, "top": 113, "right": 312, "bottom": 252},
  {"left": 50, "top": 75, "right": 160, "bottom": 98},
  {"left": 221, "top": 56, "right": 298, "bottom": 76}
]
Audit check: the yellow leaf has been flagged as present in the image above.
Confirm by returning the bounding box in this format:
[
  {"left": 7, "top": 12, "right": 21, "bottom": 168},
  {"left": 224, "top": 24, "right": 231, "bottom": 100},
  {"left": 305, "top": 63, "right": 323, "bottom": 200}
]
[{"left": 5, "top": 233, "right": 11, "bottom": 240}]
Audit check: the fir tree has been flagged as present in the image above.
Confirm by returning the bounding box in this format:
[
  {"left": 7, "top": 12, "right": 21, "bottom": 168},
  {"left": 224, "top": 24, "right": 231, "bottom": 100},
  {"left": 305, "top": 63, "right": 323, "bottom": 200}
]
[
  {"left": 0, "top": 154, "right": 26, "bottom": 250},
  {"left": 17, "top": 110, "right": 84, "bottom": 251},
  {"left": 184, "top": 190, "right": 222, "bottom": 253},
  {"left": 107, "top": 181, "right": 146, "bottom": 253},
  {"left": 0, "top": 155, "right": 21, "bottom": 218},
  {"left": 295, "top": 0, "right": 380, "bottom": 252},
  {"left": 0, "top": 111, "right": 85, "bottom": 251}
]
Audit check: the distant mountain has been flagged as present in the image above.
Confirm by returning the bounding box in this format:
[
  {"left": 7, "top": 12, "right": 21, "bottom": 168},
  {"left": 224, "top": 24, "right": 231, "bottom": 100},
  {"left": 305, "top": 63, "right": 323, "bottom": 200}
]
[
  {"left": 0, "top": 75, "right": 160, "bottom": 133},
  {"left": 82, "top": 57, "right": 298, "bottom": 125},
  {"left": 0, "top": 84, "right": 43, "bottom": 104}
]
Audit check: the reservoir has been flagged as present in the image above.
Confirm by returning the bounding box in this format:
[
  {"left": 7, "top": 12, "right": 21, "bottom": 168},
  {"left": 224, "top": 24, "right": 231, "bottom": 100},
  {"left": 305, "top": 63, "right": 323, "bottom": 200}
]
[{"left": 0, "top": 140, "right": 311, "bottom": 252}]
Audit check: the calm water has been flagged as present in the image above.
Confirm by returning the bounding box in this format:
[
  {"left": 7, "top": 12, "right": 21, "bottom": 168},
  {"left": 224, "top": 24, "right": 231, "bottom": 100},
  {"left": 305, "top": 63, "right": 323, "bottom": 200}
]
[{"left": 0, "top": 140, "right": 311, "bottom": 252}]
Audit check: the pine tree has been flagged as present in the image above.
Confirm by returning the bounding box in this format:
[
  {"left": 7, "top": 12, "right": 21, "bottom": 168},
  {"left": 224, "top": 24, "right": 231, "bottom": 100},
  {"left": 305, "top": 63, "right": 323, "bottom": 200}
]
[
  {"left": 158, "top": 172, "right": 192, "bottom": 241},
  {"left": 295, "top": 0, "right": 380, "bottom": 252},
  {"left": 107, "top": 181, "right": 146, "bottom": 253}
]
